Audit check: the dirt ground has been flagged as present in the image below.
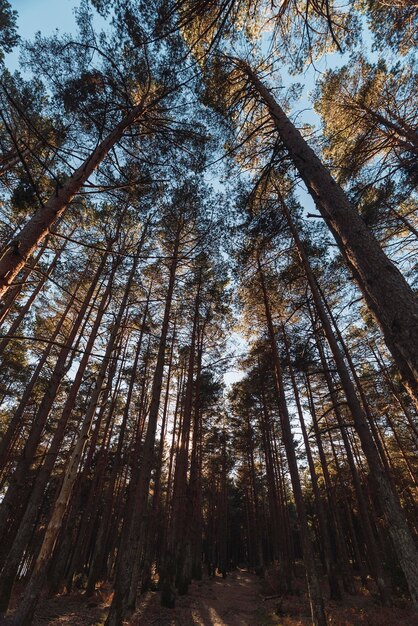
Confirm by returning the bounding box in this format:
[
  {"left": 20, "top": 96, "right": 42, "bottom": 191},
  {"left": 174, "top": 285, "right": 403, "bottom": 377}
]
[
  {"left": 130, "top": 569, "right": 263, "bottom": 625},
  {"left": 25, "top": 568, "right": 418, "bottom": 626}
]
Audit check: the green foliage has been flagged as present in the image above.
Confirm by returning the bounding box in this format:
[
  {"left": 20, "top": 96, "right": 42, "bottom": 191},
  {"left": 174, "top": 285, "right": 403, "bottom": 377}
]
[
  {"left": 357, "top": 0, "right": 418, "bottom": 54},
  {"left": 315, "top": 55, "right": 418, "bottom": 187},
  {"left": 0, "top": 0, "right": 19, "bottom": 61}
]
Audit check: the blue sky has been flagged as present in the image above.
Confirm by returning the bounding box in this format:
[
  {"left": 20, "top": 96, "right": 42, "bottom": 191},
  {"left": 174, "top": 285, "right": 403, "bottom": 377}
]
[
  {"left": 6, "top": 1, "right": 77, "bottom": 73},
  {"left": 9, "top": 0, "right": 77, "bottom": 57}
]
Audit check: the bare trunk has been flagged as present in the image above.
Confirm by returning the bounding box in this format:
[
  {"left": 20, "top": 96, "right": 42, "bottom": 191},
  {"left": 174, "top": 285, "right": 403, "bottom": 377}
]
[
  {"left": 161, "top": 271, "right": 201, "bottom": 604},
  {"left": 0, "top": 269, "right": 85, "bottom": 475},
  {"left": 282, "top": 324, "right": 343, "bottom": 601},
  {"left": 0, "top": 99, "right": 148, "bottom": 300},
  {"left": 0, "top": 261, "right": 101, "bottom": 545},
  {"left": 0, "top": 237, "right": 49, "bottom": 326},
  {"left": 238, "top": 60, "right": 418, "bottom": 402},
  {"left": 11, "top": 243, "right": 141, "bottom": 625},
  {"left": 0, "top": 258, "right": 108, "bottom": 612},
  {"left": 280, "top": 196, "right": 418, "bottom": 607},
  {"left": 106, "top": 228, "right": 180, "bottom": 626},
  {"left": 257, "top": 257, "right": 327, "bottom": 626},
  {"left": 0, "top": 234, "right": 72, "bottom": 357}
]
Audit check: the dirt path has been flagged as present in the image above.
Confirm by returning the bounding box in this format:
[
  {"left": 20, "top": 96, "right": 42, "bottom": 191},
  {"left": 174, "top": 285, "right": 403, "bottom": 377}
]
[
  {"left": 131, "top": 569, "right": 265, "bottom": 626},
  {"left": 27, "top": 569, "right": 266, "bottom": 626},
  {"left": 27, "top": 569, "right": 418, "bottom": 626}
]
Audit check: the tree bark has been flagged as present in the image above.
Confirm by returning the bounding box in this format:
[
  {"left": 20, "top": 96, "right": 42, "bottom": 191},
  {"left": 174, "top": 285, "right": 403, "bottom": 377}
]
[
  {"left": 237, "top": 59, "right": 418, "bottom": 404},
  {"left": 161, "top": 271, "right": 201, "bottom": 604},
  {"left": 282, "top": 323, "right": 343, "bottom": 601},
  {"left": 106, "top": 226, "right": 180, "bottom": 626},
  {"left": 0, "top": 97, "right": 150, "bottom": 300},
  {"left": 0, "top": 259, "right": 104, "bottom": 546},
  {"left": 10, "top": 240, "right": 142, "bottom": 625},
  {"left": 0, "top": 237, "right": 49, "bottom": 327},
  {"left": 0, "top": 257, "right": 108, "bottom": 612},
  {"left": 85, "top": 283, "right": 153, "bottom": 596},
  {"left": 257, "top": 256, "right": 327, "bottom": 626},
  {"left": 279, "top": 195, "right": 418, "bottom": 607}
]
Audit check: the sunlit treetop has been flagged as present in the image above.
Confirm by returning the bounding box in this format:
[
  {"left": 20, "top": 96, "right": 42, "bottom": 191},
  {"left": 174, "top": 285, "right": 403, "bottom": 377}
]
[
  {"left": 174, "top": 0, "right": 359, "bottom": 70},
  {"left": 90, "top": 0, "right": 358, "bottom": 70},
  {"left": 315, "top": 54, "right": 418, "bottom": 188}
]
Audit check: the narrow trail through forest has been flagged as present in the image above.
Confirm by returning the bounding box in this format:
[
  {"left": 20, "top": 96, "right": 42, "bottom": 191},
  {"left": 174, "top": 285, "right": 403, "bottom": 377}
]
[
  {"left": 29, "top": 570, "right": 264, "bottom": 626},
  {"left": 27, "top": 568, "right": 418, "bottom": 626},
  {"left": 134, "top": 569, "right": 262, "bottom": 626}
]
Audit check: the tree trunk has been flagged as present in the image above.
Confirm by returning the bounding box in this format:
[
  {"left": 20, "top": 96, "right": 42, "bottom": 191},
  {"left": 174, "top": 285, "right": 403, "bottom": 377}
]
[
  {"left": 257, "top": 256, "right": 327, "bottom": 626},
  {"left": 279, "top": 196, "right": 418, "bottom": 607},
  {"left": 237, "top": 59, "right": 418, "bottom": 403},
  {"left": 0, "top": 97, "right": 150, "bottom": 300},
  {"left": 9, "top": 239, "right": 143, "bottom": 625},
  {"left": 0, "top": 237, "right": 49, "bottom": 327},
  {"left": 0, "top": 234, "right": 72, "bottom": 357},
  {"left": 106, "top": 227, "right": 180, "bottom": 626},
  {"left": 0, "top": 259, "right": 104, "bottom": 546},
  {"left": 0, "top": 256, "right": 108, "bottom": 612},
  {"left": 304, "top": 372, "right": 356, "bottom": 594},
  {"left": 282, "top": 323, "right": 343, "bottom": 601},
  {"left": 162, "top": 271, "right": 201, "bottom": 604},
  {"left": 0, "top": 266, "right": 87, "bottom": 475},
  {"left": 85, "top": 283, "right": 153, "bottom": 596},
  {"left": 141, "top": 316, "right": 177, "bottom": 593}
]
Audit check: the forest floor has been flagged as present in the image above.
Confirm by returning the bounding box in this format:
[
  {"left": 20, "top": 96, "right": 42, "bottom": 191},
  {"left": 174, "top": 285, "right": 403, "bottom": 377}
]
[{"left": 28, "top": 568, "right": 418, "bottom": 626}]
